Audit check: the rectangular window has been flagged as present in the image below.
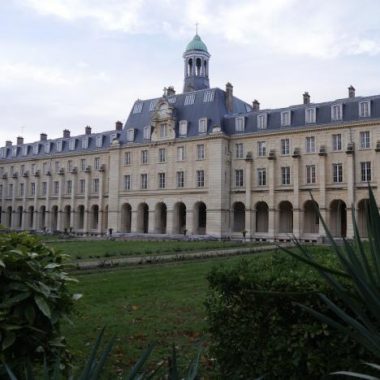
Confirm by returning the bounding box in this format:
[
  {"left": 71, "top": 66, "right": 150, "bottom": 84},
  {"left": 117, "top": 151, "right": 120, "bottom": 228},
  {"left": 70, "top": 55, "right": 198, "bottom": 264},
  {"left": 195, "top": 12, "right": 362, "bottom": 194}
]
[
  {"left": 257, "top": 113, "right": 267, "bottom": 129},
  {"left": 93, "top": 178, "right": 99, "bottom": 193},
  {"left": 196, "top": 170, "right": 205, "bottom": 187},
  {"left": 67, "top": 160, "right": 73, "bottom": 172},
  {"left": 124, "top": 152, "right": 131, "bottom": 165},
  {"left": 177, "top": 146, "right": 185, "bottom": 161},
  {"left": 197, "top": 144, "right": 205, "bottom": 160},
  {"left": 331, "top": 104, "right": 343, "bottom": 121},
  {"left": 143, "top": 126, "right": 151, "bottom": 140},
  {"left": 124, "top": 175, "right": 131, "bottom": 190},
  {"left": 94, "top": 157, "right": 100, "bottom": 170},
  {"left": 80, "top": 159, "right": 86, "bottom": 171},
  {"left": 22, "top": 145, "right": 29, "bottom": 156},
  {"left": 257, "top": 141, "right": 266, "bottom": 157},
  {"left": 54, "top": 161, "right": 60, "bottom": 173},
  {"left": 198, "top": 118, "right": 207, "bottom": 134},
  {"left": 184, "top": 94, "right": 195, "bottom": 105},
  {"left": 141, "top": 150, "right": 148, "bottom": 164},
  {"left": 53, "top": 181, "right": 59, "bottom": 195},
  {"left": 158, "top": 173, "right": 165, "bottom": 189},
  {"left": 305, "top": 107, "right": 316, "bottom": 124},
  {"left": 306, "top": 136, "right": 316, "bottom": 153},
  {"left": 56, "top": 140, "right": 63, "bottom": 152},
  {"left": 44, "top": 143, "right": 50, "bottom": 154},
  {"left": 257, "top": 168, "right": 267, "bottom": 186},
  {"left": 332, "top": 134, "right": 342, "bottom": 151},
  {"left": 359, "top": 101, "right": 371, "bottom": 118},
  {"left": 69, "top": 139, "right": 76, "bottom": 151},
  {"left": 179, "top": 120, "right": 188, "bottom": 136},
  {"left": 281, "top": 166, "right": 291, "bottom": 185},
  {"left": 96, "top": 135, "right": 103, "bottom": 147},
  {"left": 160, "top": 124, "right": 168, "bottom": 138},
  {"left": 235, "top": 169, "right": 244, "bottom": 187},
  {"left": 79, "top": 179, "right": 85, "bottom": 194},
  {"left": 43, "top": 162, "right": 48, "bottom": 174},
  {"left": 42, "top": 182, "right": 47, "bottom": 196},
  {"left": 8, "top": 184, "right": 13, "bottom": 197},
  {"left": 33, "top": 144, "right": 39, "bottom": 154},
  {"left": 66, "top": 180, "right": 72, "bottom": 195},
  {"left": 281, "top": 139, "right": 290, "bottom": 155},
  {"left": 127, "top": 129, "right": 135, "bottom": 142},
  {"left": 306, "top": 165, "right": 316, "bottom": 184},
  {"left": 333, "top": 163, "right": 343, "bottom": 183},
  {"left": 361, "top": 161, "right": 372, "bottom": 182},
  {"left": 235, "top": 143, "right": 244, "bottom": 159},
  {"left": 141, "top": 174, "right": 148, "bottom": 189},
  {"left": 20, "top": 165, "right": 25, "bottom": 175},
  {"left": 159, "top": 148, "right": 166, "bottom": 163},
  {"left": 360, "top": 131, "right": 370, "bottom": 149},
  {"left": 19, "top": 183, "right": 24, "bottom": 197},
  {"left": 281, "top": 111, "right": 291, "bottom": 127},
  {"left": 109, "top": 133, "right": 117, "bottom": 144},
  {"left": 31, "top": 182, "right": 36, "bottom": 196},
  {"left": 235, "top": 117, "right": 245, "bottom": 132},
  {"left": 176, "top": 171, "right": 184, "bottom": 188},
  {"left": 82, "top": 137, "right": 89, "bottom": 149}
]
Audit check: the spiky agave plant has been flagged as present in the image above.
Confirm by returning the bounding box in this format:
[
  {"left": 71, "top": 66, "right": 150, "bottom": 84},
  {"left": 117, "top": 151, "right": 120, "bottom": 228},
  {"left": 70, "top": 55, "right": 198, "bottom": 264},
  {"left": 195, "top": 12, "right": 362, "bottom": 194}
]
[{"left": 281, "top": 186, "right": 380, "bottom": 378}]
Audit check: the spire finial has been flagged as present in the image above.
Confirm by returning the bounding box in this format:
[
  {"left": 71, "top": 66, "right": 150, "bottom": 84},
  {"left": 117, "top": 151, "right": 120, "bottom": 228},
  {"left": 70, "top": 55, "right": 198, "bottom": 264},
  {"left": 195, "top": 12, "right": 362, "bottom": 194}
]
[{"left": 195, "top": 22, "right": 199, "bottom": 35}]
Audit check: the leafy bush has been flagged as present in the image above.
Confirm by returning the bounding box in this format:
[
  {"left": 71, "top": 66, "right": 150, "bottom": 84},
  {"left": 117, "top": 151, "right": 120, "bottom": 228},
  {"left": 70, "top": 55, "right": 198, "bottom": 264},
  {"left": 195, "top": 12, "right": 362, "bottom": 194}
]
[
  {"left": 0, "top": 233, "right": 78, "bottom": 376},
  {"left": 205, "top": 249, "right": 373, "bottom": 379}
]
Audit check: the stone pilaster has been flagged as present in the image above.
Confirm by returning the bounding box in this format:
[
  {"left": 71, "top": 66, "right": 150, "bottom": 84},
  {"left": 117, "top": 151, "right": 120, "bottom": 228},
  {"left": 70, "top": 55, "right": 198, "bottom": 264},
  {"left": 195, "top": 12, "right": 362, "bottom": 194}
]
[
  {"left": 346, "top": 145, "right": 355, "bottom": 238},
  {"left": 245, "top": 154, "right": 253, "bottom": 236}
]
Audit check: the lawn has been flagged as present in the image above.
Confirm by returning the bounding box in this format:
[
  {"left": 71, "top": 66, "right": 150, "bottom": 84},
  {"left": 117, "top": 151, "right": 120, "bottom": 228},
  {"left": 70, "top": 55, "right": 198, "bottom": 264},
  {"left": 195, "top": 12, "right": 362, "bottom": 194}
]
[
  {"left": 49, "top": 239, "right": 259, "bottom": 260},
  {"left": 63, "top": 254, "right": 258, "bottom": 377}
]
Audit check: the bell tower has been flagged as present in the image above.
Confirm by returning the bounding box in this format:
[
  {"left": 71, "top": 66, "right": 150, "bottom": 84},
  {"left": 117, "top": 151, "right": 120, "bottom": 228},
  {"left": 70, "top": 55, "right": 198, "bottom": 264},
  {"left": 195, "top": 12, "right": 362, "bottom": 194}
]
[{"left": 183, "top": 33, "right": 210, "bottom": 93}]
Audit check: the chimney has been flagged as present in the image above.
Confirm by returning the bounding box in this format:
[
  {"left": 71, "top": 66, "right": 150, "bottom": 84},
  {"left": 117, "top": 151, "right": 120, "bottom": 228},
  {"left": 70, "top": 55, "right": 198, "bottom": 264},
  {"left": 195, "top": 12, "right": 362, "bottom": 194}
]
[
  {"left": 85, "top": 126, "right": 92, "bottom": 135},
  {"left": 225, "top": 82, "right": 233, "bottom": 113},
  {"left": 63, "top": 129, "right": 70, "bottom": 138},
  {"left": 348, "top": 85, "right": 355, "bottom": 98},
  {"left": 167, "top": 86, "right": 176, "bottom": 96},
  {"left": 17, "top": 136, "right": 24, "bottom": 145},
  {"left": 5, "top": 140, "right": 12, "bottom": 147},
  {"left": 40, "top": 133, "right": 47, "bottom": 141},
  {"left": 252, "top": 99, "right": 260, "bottom": 111},
  {"left": 115, "top": 121, "right": 123, "bottom": 131},
  {"left": 303, "top": 92, "right": 310, "bottom": 105}
]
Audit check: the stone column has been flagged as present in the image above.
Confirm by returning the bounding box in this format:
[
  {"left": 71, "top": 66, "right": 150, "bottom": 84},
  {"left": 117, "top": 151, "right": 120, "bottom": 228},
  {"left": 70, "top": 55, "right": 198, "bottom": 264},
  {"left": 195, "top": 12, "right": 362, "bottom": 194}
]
[
  {"left": 245, "top": 154, "right": 253, "bottom": 237},
  {"left": 21, "top": 177, "right": 28, "bottom": 230},
  {"left": 108, "top": 142, "right": 121, "bottom": 232},
  {"left": 292, "top": 154, "right": 301, "bottom": 239},
  {"left": 166, "top": 209, "right": 173, "bottom": 234},
  {"left": 33, "top": 175, "right": 39, "bottom": 230},
  {"left": 83, "top": 171, "right": 91, "bottom": 234},
  {"left": 11, "top": 178, "right": 17, "bottom": 229},
  {"left": 131, "top": 211, "right": 138, "bottom": 233},
  {"left": 97, "top": 170, "right": 105, "bottom": 235},
  {"left": 318, "top": 151, "right": 327, "bottom": 238},
  {"left": 70, "top": 174, "right": 77, "bottom": 230},
  {"left": 45, "top": 175, "right": 52, "bottom": 231},
  {"left": 346, "top": 146, "right": 355, "bottom": 238},
  {"left": 267, "top": 154, "right": 276, "bottom": 240},
  {"left": 185, "top": 209, "right": 193, "bottom": 235},
  {"left": 56, "top": 173, "right": 64, "bottom": 231}
]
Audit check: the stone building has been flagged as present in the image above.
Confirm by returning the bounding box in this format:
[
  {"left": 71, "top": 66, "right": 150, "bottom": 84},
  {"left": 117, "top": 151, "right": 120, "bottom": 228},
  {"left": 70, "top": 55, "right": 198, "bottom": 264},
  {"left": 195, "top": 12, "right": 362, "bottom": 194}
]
[{"left": 0, "top": 34, "right": 379, "bottom": 241}]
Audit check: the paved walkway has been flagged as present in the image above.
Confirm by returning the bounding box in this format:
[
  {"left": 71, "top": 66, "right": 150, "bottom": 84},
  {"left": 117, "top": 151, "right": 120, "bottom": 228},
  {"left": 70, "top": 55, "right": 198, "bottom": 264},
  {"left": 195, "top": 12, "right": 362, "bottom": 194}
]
[{"left": 74, "top": 243, "right": 293, "bottom": 270}]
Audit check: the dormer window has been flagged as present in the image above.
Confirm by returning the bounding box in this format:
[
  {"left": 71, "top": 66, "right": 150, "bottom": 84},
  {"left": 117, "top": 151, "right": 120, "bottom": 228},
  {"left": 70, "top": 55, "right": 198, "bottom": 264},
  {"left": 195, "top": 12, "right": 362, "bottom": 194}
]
[
  {"left": 11, "top": 146, "right": 17, "bottom": 157},
  {"left": 69, "top": 139, "right": 76, "bottom": 151},
  {"left": 281, "top": 111, "right": 291, "bottom": 127},
  {"left": 168, "top": 96, "right": 176, "bottom": 104},
  {"left": 127, "top": 129, "right": 135, "bottom": 142},
  {"left": 331, "top": 104, "right": 343, "bottom": 121},
  {"left": 22, "top": 145, "right": 29, "bottom": 156},
  {"left": 257, "top": 113, "right": 267, "bottom": 129},
  {"left": 0, "top": 147, "right": 6, "bottom": 158},
  {"left": 305, "top": 107, "right": 316, "bottom": 124},
  {"left": 149, "top": 99, "right": 158, "bottom": 111},
  {"left": 96, "top": 135, "right": 103, "bottom": 148},
  {"left": 179, "top": 120, "right": 188, "bottom": 137},
  {"left": 132, "top": 101, "right": 143, "bottom": 114},
  {"left": 198, "top": 118, "right": 207, "bottom": 134},
  {"left": 143, "top": 126, "right": 151, "bottom": 140},
  {"left": 203, "top": 90, "right": 215, "bottom": 102},
  {"left": 184, "top": 94, "right": 195, "bottom": 106},
  {"left": 33, "top": 143, "right": 39, "bottom": 155},
  {"left": 159, "top": 124, "right": 168, "bottom": 138},
  {"left": 235, "top": 117, "right": 245, "bottom": 132},
  {"left": 82, "top": 137, "right": 89, "bottom": 149},
  {"left": 44, "top": 143, "right": 51, "bottom": 154},
  {"left": 359, "top": 101, "right": 371, "bottom": 118},
  {"left": 56, "top": 140, "right": 63, "bottom": 152}
]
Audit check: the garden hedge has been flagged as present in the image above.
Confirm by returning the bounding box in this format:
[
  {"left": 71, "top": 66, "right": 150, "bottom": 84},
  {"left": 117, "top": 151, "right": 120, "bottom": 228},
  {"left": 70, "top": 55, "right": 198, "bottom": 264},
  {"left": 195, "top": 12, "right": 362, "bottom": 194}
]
[{"left": 205, "top": 248, "right": 373, "bottom": 379}]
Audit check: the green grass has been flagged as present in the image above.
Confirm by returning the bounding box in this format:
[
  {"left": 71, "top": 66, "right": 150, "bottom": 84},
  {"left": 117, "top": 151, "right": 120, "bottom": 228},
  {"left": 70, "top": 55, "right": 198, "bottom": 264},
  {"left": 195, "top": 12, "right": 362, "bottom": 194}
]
[
  {"left": 49, "top": 239, "right": 260, "bottom": 260},
  {"left": 63, "top": 254, "right": 261, "bottom": 377}
]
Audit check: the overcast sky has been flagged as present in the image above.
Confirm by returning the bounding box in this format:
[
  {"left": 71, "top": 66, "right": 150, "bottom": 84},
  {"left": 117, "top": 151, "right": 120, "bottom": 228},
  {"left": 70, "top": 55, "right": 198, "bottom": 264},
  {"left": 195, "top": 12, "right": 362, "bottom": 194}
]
[{"left": 1, "top": 0, "right": 380, "bottom": 144}]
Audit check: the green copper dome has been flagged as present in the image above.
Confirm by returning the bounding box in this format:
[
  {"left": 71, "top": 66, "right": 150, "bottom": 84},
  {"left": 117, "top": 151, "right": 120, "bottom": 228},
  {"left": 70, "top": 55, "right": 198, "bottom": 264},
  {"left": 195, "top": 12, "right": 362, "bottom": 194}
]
[{"left": 185, "top": 34, "right": 208, "bottom": 53}]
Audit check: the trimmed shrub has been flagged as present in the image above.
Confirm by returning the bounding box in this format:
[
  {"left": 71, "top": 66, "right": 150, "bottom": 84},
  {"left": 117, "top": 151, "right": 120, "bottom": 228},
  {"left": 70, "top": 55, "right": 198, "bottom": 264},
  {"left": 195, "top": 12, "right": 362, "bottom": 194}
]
[
  {"left": 0, "top": 233, "right": 78, "bottom": 376},
  {"left": 205, "top": 249, "right": 373, "bottom": 379}
]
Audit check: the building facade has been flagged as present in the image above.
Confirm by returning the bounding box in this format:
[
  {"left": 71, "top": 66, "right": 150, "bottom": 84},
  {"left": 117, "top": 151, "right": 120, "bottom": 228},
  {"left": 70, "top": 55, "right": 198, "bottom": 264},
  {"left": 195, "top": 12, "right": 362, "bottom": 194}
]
[{"left": 0, "top": 34, "right": 378, "bottom": 241}]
